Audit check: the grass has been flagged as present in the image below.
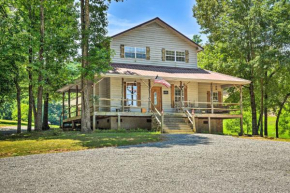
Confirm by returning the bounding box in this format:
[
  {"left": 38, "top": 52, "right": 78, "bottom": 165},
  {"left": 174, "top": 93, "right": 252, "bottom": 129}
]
[
  {"left": 0, "top": 119, "right": 31, "bottom": 127},
  {"left": 0, "top": 119, "right": 59, "bottom": 128},
  {"left": 224, "top": 116, "right": 290, "bottom": 139},
  {"left": 233, "top": 135, "right": 290, "bottom": 142},
  {"left": 0, "top": 129, "right": 162, "bottom": 158}
]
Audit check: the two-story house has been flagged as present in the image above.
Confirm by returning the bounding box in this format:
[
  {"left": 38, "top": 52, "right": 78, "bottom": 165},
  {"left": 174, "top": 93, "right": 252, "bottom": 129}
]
[{"left": 58, "top": 17, "right": 251, "bottom": 134}]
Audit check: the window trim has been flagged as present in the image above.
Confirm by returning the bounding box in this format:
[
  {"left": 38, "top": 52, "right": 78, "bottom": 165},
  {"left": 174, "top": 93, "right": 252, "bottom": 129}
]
[
  {"left": 165, "top": 50, "right": 185, "bottom": 62},
  {"left": 124, "top": 46, "right": 146, "bottom": 59},
  {"left": 125, "top": 82, "right": 138, "bottom": 106},
  {"left": 212, "top": 91, "right": 219, "bottom": 102},
  {"left": 174, "top": 86, "right": 184, "bottom": 102},
  {"left": 165, "top": 50, "right": 175, "bottom": 61}
]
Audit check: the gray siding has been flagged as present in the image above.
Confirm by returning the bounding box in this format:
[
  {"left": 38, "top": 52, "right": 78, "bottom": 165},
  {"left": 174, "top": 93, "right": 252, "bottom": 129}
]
[{"left": 111, "top": 22, "right": 198, "bottom": 69}]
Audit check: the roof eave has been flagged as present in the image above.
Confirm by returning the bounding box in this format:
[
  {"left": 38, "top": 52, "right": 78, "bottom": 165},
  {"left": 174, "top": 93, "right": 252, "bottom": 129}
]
[{"left": 103, "top": 73, "right": 251, "bottom": 85}]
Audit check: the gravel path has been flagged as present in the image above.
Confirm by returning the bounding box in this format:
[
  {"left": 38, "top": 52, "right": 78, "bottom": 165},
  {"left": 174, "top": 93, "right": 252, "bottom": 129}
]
[{"left": 0, "top": 134, "right": 289, "bottom": 193}]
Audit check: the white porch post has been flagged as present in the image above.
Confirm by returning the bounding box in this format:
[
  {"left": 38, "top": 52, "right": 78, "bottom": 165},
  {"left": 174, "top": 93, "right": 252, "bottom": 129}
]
[
  {"left": 148, "top": 79, "right": 151, "bottom": 112},
  {"left": 117, "top": 113, "right": 121, "bottom": 130},
  {"left": 180, "top": 81, "right": 183, "bottom": 107},
  {"left": 122, "top": 78, "right": 124, "bottom": 112},
  {"left": 62, "top": 92, "right": 65, "bottom": 128},
  {"left": 68, "top": 89, "right": 71, "bottom": 118},
  {"left": 211, "top": 83, "right": 213, "bottom": 114},
  {"left": 93, "top": 82, "right": 96, "bottom": 131},
  {"left": 76, "top": 85, "right": 79, "bottom": 116},
  {"left": 240, "top": 85, "right": 243, "bottom": 135},
  {"left": 208, "top": 117, "right": 211, "bottom": 133}
]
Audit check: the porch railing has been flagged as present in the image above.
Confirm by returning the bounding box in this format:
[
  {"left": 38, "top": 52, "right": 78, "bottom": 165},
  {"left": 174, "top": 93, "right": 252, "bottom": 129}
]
[
  {"left": 176, "top": 101, "right": 241, "bottom": 115},
  {"left": 62, "top": 98, "right": 241, "bottom": 121}
]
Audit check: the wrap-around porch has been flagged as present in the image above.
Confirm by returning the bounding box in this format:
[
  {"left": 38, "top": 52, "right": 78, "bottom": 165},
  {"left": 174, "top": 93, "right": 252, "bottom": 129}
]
[{"left": 59, "top": 76, "right": 244, "bottom": 134}]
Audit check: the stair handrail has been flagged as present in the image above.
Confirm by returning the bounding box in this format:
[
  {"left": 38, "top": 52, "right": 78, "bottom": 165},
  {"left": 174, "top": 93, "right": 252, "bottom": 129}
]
[
  {"left": 181, "top": 101, "right": 195, "bottom": 131},
  {"left": 150, "top": 102, "right": 162, "bottom": 127}
]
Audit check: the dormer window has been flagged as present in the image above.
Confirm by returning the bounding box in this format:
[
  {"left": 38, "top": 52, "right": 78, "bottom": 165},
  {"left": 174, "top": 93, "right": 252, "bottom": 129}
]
[
  {"left": 125, "top": 46, "right": 146, "bottom": 59},
  {"left": 165, "top": 50, "right": 185, "bottom": 62}
]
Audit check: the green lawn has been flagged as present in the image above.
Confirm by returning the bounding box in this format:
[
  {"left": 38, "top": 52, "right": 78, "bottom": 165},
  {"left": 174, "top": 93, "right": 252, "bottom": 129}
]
[
  {"left": 0, "top": 119, "right": 31, "bottom": 127},
  {"left": 0, "top": 129, "right": 162, "bottom": 158},
  {"left": 224, "top": 116, "right": 290, "bottom": 139},
  {"left": 0, "top": 119, "right": 59, "bottom": 128}
]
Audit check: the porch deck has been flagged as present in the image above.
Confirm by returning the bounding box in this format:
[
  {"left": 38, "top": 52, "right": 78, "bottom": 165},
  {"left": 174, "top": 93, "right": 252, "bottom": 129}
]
[
  {"left": 62, "top": 98, "right": 243, "bottom": 134},
  {"left": 60, "top": 77, "right": 244, "bottom": 134}
]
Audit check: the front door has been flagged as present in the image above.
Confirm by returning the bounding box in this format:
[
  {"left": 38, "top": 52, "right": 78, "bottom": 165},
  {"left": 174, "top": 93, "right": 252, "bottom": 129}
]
[{"left": 151, "top": 87, "right": 162, "bottom": 112}]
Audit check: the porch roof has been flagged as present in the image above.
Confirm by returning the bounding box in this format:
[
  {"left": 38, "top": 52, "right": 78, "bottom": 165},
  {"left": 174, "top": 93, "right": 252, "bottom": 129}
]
[{"left": 105, "top": 63, "right": 251, "bottom": 85}]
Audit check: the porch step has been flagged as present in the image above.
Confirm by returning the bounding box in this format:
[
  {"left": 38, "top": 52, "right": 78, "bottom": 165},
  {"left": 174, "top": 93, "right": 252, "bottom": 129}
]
[
  {"left": 163, "top": 115, "right": 193, "bottom": 133},
  {"left": 163, "top": 130, "right": 194, "bottom": 134}
]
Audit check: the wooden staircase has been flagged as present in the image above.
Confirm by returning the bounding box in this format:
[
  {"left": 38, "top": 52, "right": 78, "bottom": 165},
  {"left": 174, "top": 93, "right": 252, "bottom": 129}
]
[{"left": 163, "top": 115, "right": 194, "bottom": 134}]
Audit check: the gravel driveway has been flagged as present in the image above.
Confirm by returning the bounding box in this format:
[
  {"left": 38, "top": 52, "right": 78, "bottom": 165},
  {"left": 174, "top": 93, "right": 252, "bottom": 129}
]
[{"left": 0, "top": 134, "right": 289, "bottom": 193}]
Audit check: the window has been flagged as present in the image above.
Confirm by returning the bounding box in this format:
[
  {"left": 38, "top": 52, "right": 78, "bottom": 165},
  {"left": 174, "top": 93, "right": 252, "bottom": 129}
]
[
  {"left": 124, "top": 47, "right": 135, "bottom": 58},
  {"left": 166, "top": 50, "right": 185, "bottom": 62},
  {"left": 154, "top": 92, "right": 158, "bottom": 105},
  {"left": 136, "top": 47, "right": 146, "bottom": 59},
  {"left": 166, "top": 50, "right": 175, "bottom": 61},
  {"left": 176, "top": 51, "right": 185, "bottom": 62},
  {"left": 174, "top": 86, "right": 184, "bottom": 102},
  {"left": 125, "top": 46, "right": 146, "bottom": 59},
  {"left": 213, "top": 92, "right": 218, "bottom": 102},
  {"left": 126, "top": 83, "right": 137, "bottom": 106}
]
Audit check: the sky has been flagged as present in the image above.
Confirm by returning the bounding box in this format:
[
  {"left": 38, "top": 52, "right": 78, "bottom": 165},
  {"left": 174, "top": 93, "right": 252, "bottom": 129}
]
[{"left": 107, "top": 0, "right": 207, "bottom": 43}]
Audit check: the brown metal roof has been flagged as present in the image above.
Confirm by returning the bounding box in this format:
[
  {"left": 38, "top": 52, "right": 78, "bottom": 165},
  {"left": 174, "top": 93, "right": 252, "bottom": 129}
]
[
  {"left": 107, "top": 63, "right": 251, "bottom": 85},
  {"left": 110, "top": 17, "right": 204, "bottom": 51}
]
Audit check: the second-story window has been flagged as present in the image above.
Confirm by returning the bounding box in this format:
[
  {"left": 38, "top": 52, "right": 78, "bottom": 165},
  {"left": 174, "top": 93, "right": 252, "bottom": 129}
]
[
  {"left": 166, "top": 50, "right": 175, "bottom": 61},
  {"left": 165, "top": 50, "right": 185, "bottom": 62},
  {"left": 176, "top": 51, "right": 185, "bottom": 62},
  {"left": 125, "top": 46, "right": 146, "bottom": 59}
]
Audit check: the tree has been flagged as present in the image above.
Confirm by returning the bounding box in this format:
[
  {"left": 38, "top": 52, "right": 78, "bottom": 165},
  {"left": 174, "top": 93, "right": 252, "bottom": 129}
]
[
  {"left": 34, "top": 0, "right": 45, "bottom": 131},
  {"left": 192, "top": 34, "right": 202, "bottom": 45},
  {"left": 0, "top": 2, "right": 27, "bottom": 133},
  {"left": 79, "top": 0, "right": 119, "bottom": 133},
  {"left": 193, "top": 0, "right": 290, "bottom": 136}
]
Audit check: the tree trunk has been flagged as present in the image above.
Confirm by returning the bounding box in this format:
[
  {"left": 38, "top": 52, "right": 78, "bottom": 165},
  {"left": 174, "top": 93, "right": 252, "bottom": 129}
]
[
  {"left": 42, "top": 93, "right": 49, "bottom": 130},
  {"left": 27, "top": 5, "right": 33, "bottom": 132},
  {"left": 257, "top": 113, "right": 261, "bottom": 131},
  {"left": 14, "top": 78, "right": 21, "bottom": 134},
  {"left": 80, "top": 0, "right": 91, "bottom": 133},
  {"left": 264, "top": 71, "right": 268, "bottom": 136},
  {"left": 260, "top": 79, "right": 263, "bottom": 137},
  {"left": 275, "top": 93, "right": 290, "bottom": 138},
  {"left": 32, "top": 97, "right": 37, "bottom": 127},
  {"left": 28, "top": 62, "right": 33, "bottom": 132},
  {"left": 36, "top": 0, "right": 45, "bottom": 131},
  {"left": 249, "top": 82, "right": 258, "bottom": 135},
  {"left": 264, "top": 93, "right": 268, "bottom": 137}
]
